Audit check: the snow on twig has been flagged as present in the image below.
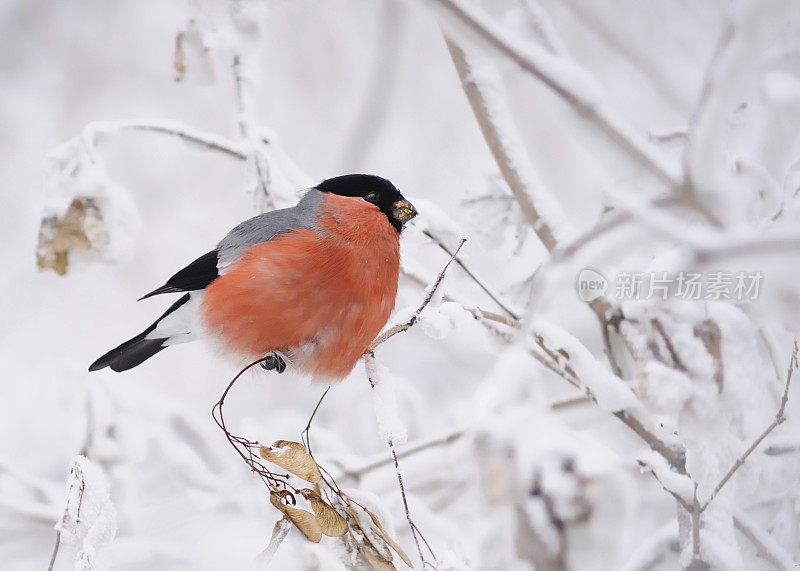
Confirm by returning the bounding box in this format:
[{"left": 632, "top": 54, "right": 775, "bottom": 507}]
[
  {"left": 363, "top": 353, "right": 437, "bottom": 568},
  {"left": 254, "top": 516, "right": 293, "bottom": 565},
  {"left": 530, "top": 318, "right": 686, "bottom": 465},
  {"left": 423, "top": 229, "right": 519, "bottom": 319},
  {"left": 81, "top": 120, "right": 247, "bottom": 160},
  {"left": 444, "top": 38, "right": 570, "bottom": 251},
  {"left": 363, "top": 355, "right": 407, "bottom": 447},
  {"left": 700, "top": 340, "right": 798, "bottom": 511},
  {"left": 636, "top": 450, "right": 693, "bottom": 511},
  {"left": 433, "top": 0, "right": 684, "bottom": 194},
  {"left": 733, "top": 511, "right": 796, "bottom": 570},
  {"left": 369, "top": 238, "right": 466, "bottom": 350},
  {"left": 50, "top": 456, "right": 117, "bottom": 571},
  {"left": 341, "top": 430, "right": 465, "bottom": 481}
]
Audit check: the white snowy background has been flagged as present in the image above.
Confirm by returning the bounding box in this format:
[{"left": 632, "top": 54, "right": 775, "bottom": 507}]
[{"left": 1, "top": 0, "right": 800, "bottom": 569}]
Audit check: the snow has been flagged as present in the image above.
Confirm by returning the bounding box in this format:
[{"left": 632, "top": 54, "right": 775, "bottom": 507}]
[
  {"left": 3, "top": 0, "right": 800, "bottom": 569},
  {"left": 364, "top": 354, "right": 408, "bottom": 447},
  {"left": 531, "top": 317, "right": 639, "bottom": 412},
  {"left": 55, "top": 456, "right": 117, "bottom": 570}
]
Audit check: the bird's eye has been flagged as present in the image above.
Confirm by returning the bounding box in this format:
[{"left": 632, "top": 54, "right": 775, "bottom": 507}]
[{"left": 365, "top": 191, "right": 379, "bottom": 203}]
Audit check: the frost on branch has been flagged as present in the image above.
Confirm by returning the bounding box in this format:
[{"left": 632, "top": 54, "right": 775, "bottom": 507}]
[
  {"left": 54, "top": 455, "right": 117, "bottom": 570},
  {"left": 364, "top": 354, "right": 408, "bottom": 447},
  {"left": 468, "top": 400, "right": 629, "bottom": 570}
]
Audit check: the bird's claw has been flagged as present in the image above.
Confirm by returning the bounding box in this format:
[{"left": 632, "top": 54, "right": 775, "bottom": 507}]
[{"left": 260, "top": 352, "right": 287, "bottom": 373}]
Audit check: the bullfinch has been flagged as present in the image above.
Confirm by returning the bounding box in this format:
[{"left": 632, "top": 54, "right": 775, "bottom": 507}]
[{"left": 89, "top": 174, "right": 418, "bottom": 380}]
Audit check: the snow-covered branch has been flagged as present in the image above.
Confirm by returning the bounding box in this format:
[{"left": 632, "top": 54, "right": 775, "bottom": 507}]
[
  {"left": 700, "top": 340, "right": 797, "bottom": 511},
  {"left": 444, "top": 38, "right": 569, "bottom": 251},
  {"left": 370, "top": 238, "right": 466, "bottom": 350},
  {"left": 434, "top": 0, "right": 682, "bottom": 193},
  {"left": 50, "top": 456, "right": 117, "bottom": 571}
]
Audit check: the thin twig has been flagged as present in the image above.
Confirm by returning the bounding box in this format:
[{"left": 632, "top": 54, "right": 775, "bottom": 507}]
[
  {"left": 80, "top": 120, "right": 246, "bottom": 160},
  {"left": 362, "top": 352, "right": 437, "bottom": 568},
  {"left": 681, "top": 21, "right": 735, "bottom": 196},
  {"left": 700, "top": 340, "right": 798, "bottom": 511},
  {"left": 423, "top": 230, "right": 518, "bottom": 319},
  {"left": 300, "top": 386, "right": 345, "bottom": 496},
  {"left": 446, "top": 29, "right": 637, "bottom": 382},
  {"left": 463, "top": 306, "right": 518, "bottom": 328},
  {"left": 437, "top": 1, "right": 676, "bottom": 189},
  {"left": 733, "top": 511, "right": 796, "bottom": 570},
  {"left": 465, "top": 303, "right": 685, "bottom": 468},
  {"left": 46, "top": 531, "right": 61, "bottom": 571},
  {"left": 444, "top": 38, "right": 563, "bottom": 251},
  {"left": 437, "top": 0, "right": 723, "bottom": 227},
  {"left": 651, "top": 318, "right": 688, "bottom": 373},
  {"left": 212, "top": 358, "right": 297, "bottom": 492},
  {"left": 115, "top": 123, "right": 247, "bottom": 159},
  {"left": 342, "top": 430, "right": 465, "bottom": 481},
  {"left": 390, "top": 445, "right": 433, "bottom": 568},
  {"left": 557, "top": 0, "right": 688, "bottom": 113},
  {"left": 370, "top": 238, "right": 466, "bottom": 350},
  {"left": 590, "top": 299, "right": 625, "bottom": 378},
  {"left": 342, "top": 393, "right": 590, "bottom": 481},
  {"left": 691, "top": 482, "right": 701, "bottom": 561},
  {"left": 232, "top": 52, "right": 274, "bottom": 209},
  {"left": 636, "top": 461, "right": 691, "bottom": 512}
]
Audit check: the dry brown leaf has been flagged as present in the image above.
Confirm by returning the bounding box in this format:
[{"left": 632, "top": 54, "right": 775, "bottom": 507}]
[
  {"left": 347, "top": 506, "right": 393, "bottom": 562},
  {"left": 270, "top": 493, "right": 322, "bottom": 543},
  {"left": 364, "top": 508, "right": 414, "bottom": 568},
  {"left": 366, "top": 551, "right": 397, "bottom": 571},
  {"left": 300, "top": 489, "right": 348, "bottom": 537},
  {"left": 259, "top": 440, "right": 321, "bottom": 484},
  {"left": 37, "top": 198, "right": 109, "bottom": 275}
]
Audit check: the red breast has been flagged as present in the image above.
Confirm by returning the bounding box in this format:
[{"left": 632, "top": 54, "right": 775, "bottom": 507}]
[{"left": 199, "top": 193, "right": 400, "bottom": 380}]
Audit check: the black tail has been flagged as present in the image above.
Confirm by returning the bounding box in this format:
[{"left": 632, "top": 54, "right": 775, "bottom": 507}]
[{"left": 89, "top": 294, "right": 191, "bottom": 372}]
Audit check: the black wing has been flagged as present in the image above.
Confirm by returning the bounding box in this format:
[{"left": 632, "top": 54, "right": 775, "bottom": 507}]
[
  {"left": 89, "top": 293, "right": 191, "bottom": 372},
  {"left": 139, "top": 250, "right": 220, "bottom": 300}
]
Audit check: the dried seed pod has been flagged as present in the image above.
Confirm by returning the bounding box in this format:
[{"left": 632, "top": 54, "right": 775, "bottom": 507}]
[
  {"left": 270, "top": 493, "right": 322, "bottom": 543},
  {"left": 366, "top": 551, "right": 397, "bottom": 570},
  {"left": 300, "top": 489, "right": 348, "bottom": 537},
  {"left": 346, "top": 506, "right": 393, "bottom": 562},
  {"left": 364, "top": 508, "right": 413, "bottom": 568},
  {"left": 260, "top": 440, "right": 321, "bottom": 484}
]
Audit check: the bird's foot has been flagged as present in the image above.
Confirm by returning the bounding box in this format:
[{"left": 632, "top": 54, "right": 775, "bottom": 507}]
[{"left": 259, "top": 351, "right": 287, "bottom": 374}]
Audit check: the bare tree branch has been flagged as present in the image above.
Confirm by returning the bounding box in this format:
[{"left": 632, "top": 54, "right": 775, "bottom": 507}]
[
  {"left": 437, "top": 1, "right": 677, "bottom": 189},
  {"left": 82, "top": 120, "right": 247, "bottom": 160},
  {"left": 437, "top": 0, "right": 724, "bottom": 227},
  {"left": 363, "top": 353, "right": 437, "bottom": 569},
  {"left": 46, "top": 531, "right": 61, "bottom": 571},
  {"left": 700, "top": 340, "right": 798, "bottom": 511},
  {"left": 342, "top": 430, "right": 465, "bottom": 481},
  {"left": 733, "top": 511, "right": 796, "bottom": 570},
  {"left": 369, "top": 238, "right": 466, "bottom": 350},
  {"left": 232, "top": 53, "right": 274, "bottom": 209},
  {"left": 423, "top": 229, "right": 519, "bottom": 319},
  {"left": 444, "top": 37, "right": 563, "bottom": 251}
]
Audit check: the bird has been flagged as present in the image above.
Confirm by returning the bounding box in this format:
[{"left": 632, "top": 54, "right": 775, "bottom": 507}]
[{"left": 89, "top": 174, "right": 418, "bottom": 380}]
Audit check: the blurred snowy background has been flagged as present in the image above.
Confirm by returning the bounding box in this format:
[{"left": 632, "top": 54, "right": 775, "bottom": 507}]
[{"left": 2, "top": 0, "right": 800, "bottom": 569}]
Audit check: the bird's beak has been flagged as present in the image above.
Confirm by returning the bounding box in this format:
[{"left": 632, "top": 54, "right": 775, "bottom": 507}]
[{"left": 392, "top": 199, "right": 418, "bottom": 224}]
